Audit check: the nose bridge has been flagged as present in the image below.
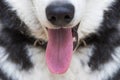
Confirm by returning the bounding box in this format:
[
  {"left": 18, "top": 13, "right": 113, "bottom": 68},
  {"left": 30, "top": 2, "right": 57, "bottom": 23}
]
[{"left": 46, "top": 1, "right": 75, "bottom": 27}]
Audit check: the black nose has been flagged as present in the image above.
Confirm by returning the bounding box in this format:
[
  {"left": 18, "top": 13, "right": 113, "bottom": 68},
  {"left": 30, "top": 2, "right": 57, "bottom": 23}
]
[{"left": 46, "top": 3, "right": 75, "bottom": 26}]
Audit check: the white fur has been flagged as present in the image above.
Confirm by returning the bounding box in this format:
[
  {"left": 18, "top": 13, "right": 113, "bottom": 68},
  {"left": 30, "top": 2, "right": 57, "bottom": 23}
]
[
  {"left": 0, "top": 47, "right": 19, "bottom": 80},
  {"left": 1, "top": 45, "right": 120, "bottom": 80},
  {"left": 5, "top": 0, "right": 47, "bottom": 40},
  {"left": 78, "top": 0, "right": 114, "bottom": 39},
  {"left": 0, "top": 45, "right": 94, "bottom": 80}
]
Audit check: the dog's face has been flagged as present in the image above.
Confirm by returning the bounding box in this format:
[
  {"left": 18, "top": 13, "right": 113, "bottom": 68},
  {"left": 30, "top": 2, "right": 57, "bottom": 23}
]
[{"left": 6, "top": 0, "right": 113, "bottom": 74}]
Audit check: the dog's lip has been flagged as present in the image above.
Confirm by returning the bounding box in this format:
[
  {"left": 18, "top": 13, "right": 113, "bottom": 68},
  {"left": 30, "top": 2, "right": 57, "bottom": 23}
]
[
  {"left": 72, "top": 23, "right": 79, "bottom": 37},
  {"left": 72, "top": 23, "right": 79, "bottom": 50}
]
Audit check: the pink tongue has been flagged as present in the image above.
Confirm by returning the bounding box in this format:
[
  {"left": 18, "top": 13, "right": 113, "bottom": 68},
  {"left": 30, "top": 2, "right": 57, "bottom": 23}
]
[{"left": 46, "top": 28, "right": 73, "bottom": 74}]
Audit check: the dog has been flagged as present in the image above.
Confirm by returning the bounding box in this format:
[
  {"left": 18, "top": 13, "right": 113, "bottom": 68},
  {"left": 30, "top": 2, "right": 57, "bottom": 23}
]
[{"left": 0, "top": 0, "right": 120, "bottom": 80}]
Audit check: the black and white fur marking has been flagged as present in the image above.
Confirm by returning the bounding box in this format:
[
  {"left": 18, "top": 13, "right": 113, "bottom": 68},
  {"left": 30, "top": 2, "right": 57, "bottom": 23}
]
[{"left": 0, "top": 0, "right": 120, "bottom": 80}]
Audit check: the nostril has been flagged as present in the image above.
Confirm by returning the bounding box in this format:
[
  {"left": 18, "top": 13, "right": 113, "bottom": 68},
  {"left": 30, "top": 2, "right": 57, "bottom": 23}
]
[
  {"left": 49, "top": 16, "right": 57, "bottom": 23},
  {"left": 64, "top": 15, "right": 72, "bottom": 22},
  {"left": 46, "top": 2, "right": 75, "bottom": 26}
]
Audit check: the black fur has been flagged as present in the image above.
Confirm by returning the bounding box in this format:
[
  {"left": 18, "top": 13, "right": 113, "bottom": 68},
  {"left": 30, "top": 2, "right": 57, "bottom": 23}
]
[
  {"left": 77, "top": 0, "right": 120, "bottom": 71},
  {"left": 0, "top": 0, "right": 48, "bottom": 70},
  {"left": 0, "top": 0, "right": 34, "bottom": 70},
  {"left": 80, "top": 0, "right": 120, "bottom": 70}
]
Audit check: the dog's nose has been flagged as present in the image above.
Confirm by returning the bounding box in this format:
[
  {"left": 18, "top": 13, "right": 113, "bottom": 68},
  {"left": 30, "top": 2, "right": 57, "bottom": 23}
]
[{"left": 46, "top": 3, "right": 75, "bottom": 26}]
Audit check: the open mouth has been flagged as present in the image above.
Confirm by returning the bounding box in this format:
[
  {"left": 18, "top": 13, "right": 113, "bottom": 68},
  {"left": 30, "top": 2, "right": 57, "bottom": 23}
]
[{"left": 45, "top": 23, "right": 79, "bottom": 74}]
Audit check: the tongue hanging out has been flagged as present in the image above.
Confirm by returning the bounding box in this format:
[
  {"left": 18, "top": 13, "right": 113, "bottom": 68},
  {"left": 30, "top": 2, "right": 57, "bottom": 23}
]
[{"left": 46, "top": 28, "right": 73, "bottom": 74}]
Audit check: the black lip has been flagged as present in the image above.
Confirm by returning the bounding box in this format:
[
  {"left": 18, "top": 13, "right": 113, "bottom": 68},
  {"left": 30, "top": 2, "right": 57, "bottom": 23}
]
[{"left": 72, "top": 23, "right": 80, "bottom": 50}]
